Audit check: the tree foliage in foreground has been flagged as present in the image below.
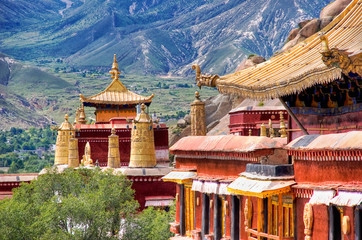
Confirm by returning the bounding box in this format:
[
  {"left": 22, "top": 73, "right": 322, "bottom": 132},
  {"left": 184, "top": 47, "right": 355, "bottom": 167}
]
[
  {"left": 123, "top": 205, "right": 175, "bottom": 240},
  {"left": 0, "top": 168, "right": 138, "bottom": 240}
]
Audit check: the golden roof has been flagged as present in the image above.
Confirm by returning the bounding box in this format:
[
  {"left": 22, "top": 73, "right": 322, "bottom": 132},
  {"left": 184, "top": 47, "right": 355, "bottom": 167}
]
[
  {"left": 80, "top": 54, "right": 154, "bottom": 105},
  {"left": 195, "top": 0, "right": 362, "bottom": 100},
  {"left": 59, "top": 114, "right": 74, "bottom": 131}
]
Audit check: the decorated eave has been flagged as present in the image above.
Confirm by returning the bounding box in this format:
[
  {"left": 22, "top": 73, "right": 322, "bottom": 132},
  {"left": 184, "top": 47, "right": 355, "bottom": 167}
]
[
  {"left": 285, "top": 131, "right": 362, "bottom": 161},
  {"left": 170, "top": 135, "right": 286, "bottom": 161},
  {"left": 80, "top": 54, "right": 154, "bottom": 106},
  {"left": 193, "top": 0, "right": 362, "bottom": 100}
]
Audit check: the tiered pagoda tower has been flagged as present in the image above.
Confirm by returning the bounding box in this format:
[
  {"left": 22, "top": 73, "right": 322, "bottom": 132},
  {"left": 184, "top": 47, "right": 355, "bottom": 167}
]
[
  {"left": 52, "top": 55, "right": 175, "bottom": 210},
  {"left": 70, "top": 55, "right": 168, "bottom": 167}
]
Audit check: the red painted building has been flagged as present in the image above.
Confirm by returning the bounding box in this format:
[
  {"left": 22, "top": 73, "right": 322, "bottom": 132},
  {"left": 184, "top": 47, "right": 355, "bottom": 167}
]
[
  {"left": 163, "top": 135, "right": 287, "bottom": 239},
  {"left": 165, "top": 0, "right": 362, "bottom": 239}
]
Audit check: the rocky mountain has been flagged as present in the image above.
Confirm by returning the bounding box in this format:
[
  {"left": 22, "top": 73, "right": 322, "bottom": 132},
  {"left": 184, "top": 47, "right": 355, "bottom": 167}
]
[
  {"left": 0, "top": 0, "right": 333, "bottom": 75},
  {"left": 0, "top": 53, "right": 78, "bottom": 130}
]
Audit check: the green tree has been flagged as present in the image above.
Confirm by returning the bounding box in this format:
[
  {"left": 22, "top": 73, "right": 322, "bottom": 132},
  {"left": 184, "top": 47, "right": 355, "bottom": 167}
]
[
  {"left": 123, "top": 205, "right": 175, "bottom": 240},
  {"left": 0, "top": 168, "right": 138, "bottom": 240}
]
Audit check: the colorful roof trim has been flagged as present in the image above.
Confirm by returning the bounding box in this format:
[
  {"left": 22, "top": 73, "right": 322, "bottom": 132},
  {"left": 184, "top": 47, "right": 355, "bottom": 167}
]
[
  {"left": 196, "top": 0, "right": 362, "bottom": 100},
  {"left": 286, "top": 131, "right": 362, "bottom": 151}
]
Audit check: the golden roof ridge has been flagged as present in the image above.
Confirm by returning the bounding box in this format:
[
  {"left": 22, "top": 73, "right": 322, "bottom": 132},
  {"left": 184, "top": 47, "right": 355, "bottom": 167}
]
[{"left": 80, "top": 54, "right": 154, "bottom": 105}]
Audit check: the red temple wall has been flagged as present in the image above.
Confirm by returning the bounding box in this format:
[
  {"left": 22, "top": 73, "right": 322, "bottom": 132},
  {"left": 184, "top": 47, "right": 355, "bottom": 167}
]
[
  {"left": 195, "top": 191, "right": 202, "bottom": 230},
  {"left": 129, "top": 177, "right": 176, "bottom": 210},
  {"left": 311, "top": 204, "right": 329, "bottom": 240},
  {"left": 229, "top": 110, "right": 288, "bottom": 135},
  {"left": 295, "top": 197, "right": 309, "bottom": 240},
  {"left": 290, "top": 111, "right": 362, "bottom": 141},
  {"left": 175, "top": 157, "right": 250, "bottom": 179},
  {"left": 76, "top": 127, "right": 168, "bottom": 166},
  {"left": 294, "top": 160, "right": 362, "bottom": 183},
  {"left": 229, "top": 111, "right": 288, "bottom": 125}
]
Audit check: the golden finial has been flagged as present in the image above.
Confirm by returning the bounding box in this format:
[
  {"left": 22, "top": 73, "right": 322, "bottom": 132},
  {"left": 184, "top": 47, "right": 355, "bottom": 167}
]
[
  {"left": 109, "top": 54, "right": 120, "bottom": 80},
  {"left": 269, "top": 119, "right": 275, "bottom": 138},
  {"left": 260, "top": 123, "right": 267, "bottom": 137},
  {"left": 65, "top": 114, "right": 69, "bottom": 121},
  {"left": 111, "top": 128, "right": 116, "bottom": 135},
  {"left": 279, "top": 111, "right": 287, "bottom": 138},
  {"left": 140, "top": 103, "right": 146, "bottom": 112},
  {"left": 112, "top": 54, "right": 118, "bottom": 70},
  {"left": 195, "top": 91, "right": 200, "bottom": 99},
  {"left": 249, "top": 129, "right": 252, "bottom": 136},
  {"left": 320, "top": 34, "right": 330, "bottom": 54}
]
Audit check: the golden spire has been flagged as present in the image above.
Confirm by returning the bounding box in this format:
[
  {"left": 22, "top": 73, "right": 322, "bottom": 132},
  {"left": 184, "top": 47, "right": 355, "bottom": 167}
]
[
  {"left": 249, "top": 129, "right": 252, "bottom": 136},
  {"left": 279, "top": 111, "right": 287, "bottom": 138},
  {"left": 54, "top": 114, "right": 75, "bottom": 165},
  {"left": 129, "top": 103, "right": 157, "bottom": 168},
  {"left": 107, "top": 128, "right": 120, "bottom": 168},
  {"left": 78, "top": 104, "right": 87, "bottom": 124},
  {"left": 109, "top": 54, "right": 121, "bottom": 80},
  {"left": 73, "top": 108, "right": 80, "bottom": 125},
  {"left": 269, "top": 119, "right": 275, "bottom": 138},
  {"left": 191, "top": 91, "right": 206, "bottom": 136},
  {"left": 260, "top": 123, "right": 267, "bottom": 137}
]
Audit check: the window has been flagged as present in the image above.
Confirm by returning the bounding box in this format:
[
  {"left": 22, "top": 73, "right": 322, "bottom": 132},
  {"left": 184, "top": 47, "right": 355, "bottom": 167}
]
[
  {"left": 282, "top": 195, "right": 294, "bottom": 237},
  {"left": 247, "top": 194, "right": 294, "bottom": 239}
]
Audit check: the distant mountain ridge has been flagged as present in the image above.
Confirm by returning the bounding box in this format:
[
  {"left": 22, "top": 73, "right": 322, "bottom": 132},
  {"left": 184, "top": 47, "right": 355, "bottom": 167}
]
[{"left": 0, "top": 0, "right": 333, "bottom": 75}]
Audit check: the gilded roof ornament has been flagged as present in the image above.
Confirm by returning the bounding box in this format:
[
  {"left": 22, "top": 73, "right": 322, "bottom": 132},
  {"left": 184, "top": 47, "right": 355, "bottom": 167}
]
[
  {"left": 320, "top": 34, "right": 362, "bottom": 77},
  {"left": 268, "top": 119, "right": 275, "bottom": 138},
  {"left": 109, "top": 54, "right": 121, "bottom": 80},
  {"left": 279, "top": 111, "right": 287, "bottom": 138},
  {"left": 192, "top": 64, "right": 219, "bottom": 89},
  {"left": 59, "top": 114, "right": 74, "bottom": 131},
  {"left": 189, "top": 0, "right": 362, "bottom": 100},
  {"left": 260, "top": 123, "right": 267, "bottom": 137},
  {"left": 79, "top": 55, "right": 154, "bottom": 105}
]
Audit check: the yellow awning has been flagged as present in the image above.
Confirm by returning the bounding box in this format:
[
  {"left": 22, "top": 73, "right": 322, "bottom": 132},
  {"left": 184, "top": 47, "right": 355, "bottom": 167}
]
[
  {"left": 162, "top": 171, "right": 196, "bottom": 184},
  {"left": 227, "top": 176, "right": 295, "bottom": 198}
]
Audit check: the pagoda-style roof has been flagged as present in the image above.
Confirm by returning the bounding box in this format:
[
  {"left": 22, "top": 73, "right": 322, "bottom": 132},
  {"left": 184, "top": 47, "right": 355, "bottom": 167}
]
[
  {"left": 80, "top": 55, "right": 154, "bottom": 106},
  {"left": 194, "top": 0, "right": 362, "bottom": 100}
]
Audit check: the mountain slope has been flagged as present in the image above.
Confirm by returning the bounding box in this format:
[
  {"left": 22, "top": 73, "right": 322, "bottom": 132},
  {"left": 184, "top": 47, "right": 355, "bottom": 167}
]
[{"left": 0, "top": 0, "right": 333, "bottom": 75}]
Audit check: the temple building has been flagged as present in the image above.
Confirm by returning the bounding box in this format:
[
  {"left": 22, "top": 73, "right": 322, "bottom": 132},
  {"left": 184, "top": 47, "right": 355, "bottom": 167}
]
[
  {"left": 52, "top": 55, "right": 175, "bottom": 210},
  {"left": 164, "top": 0, "right": 361, "bottom": 239},
  {"left": 71, "top": 54, "right": 169, "bottom": 167}
]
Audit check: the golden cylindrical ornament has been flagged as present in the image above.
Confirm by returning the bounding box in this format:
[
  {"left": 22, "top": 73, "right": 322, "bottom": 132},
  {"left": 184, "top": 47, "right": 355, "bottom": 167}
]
[
  {"left": 191, "top": 91, "right": 206, "bottom": 136},
  {"left": 129, "top": 104, "right": 156, "bottom": 168},
  {"left": 68, "top": 138, "right": 79, "bottom": 168},
  {"left": 108, "top": 128, "right": 120, "bottom": 168},
  {"left": 54, "top": 114, "right": 75, "bottom": 165}
]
